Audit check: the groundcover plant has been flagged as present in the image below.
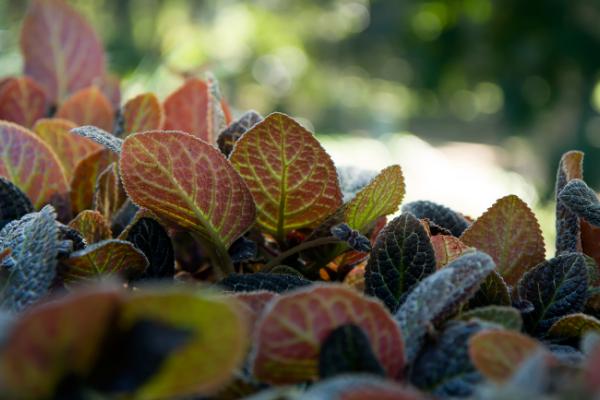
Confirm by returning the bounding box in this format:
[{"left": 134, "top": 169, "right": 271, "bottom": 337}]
[{"left": 2, "top": 1, "right": 600, "bottom": 399}]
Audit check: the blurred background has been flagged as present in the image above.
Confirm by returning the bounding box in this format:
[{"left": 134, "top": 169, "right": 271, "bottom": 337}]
[{"left": 3, "top": 0, "right": 600, "bottom": 250}]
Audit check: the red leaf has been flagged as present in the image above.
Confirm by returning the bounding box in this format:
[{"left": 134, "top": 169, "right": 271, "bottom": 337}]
[
  {"left": 251, "top": 284, "right": 404, "bottom": 384},
  {"left": 231, "top": 290, "right": 277, "bottom": 333},
  {"left": 94, "top": 74, "right": 121, "bottom": 110},
  {"left": 122, "top": 92, "right": 163, "bottom": 136},
  {"left": 70, "top": 149, "right": 118, "bottom": 215},
  {"left": 0, "top": 76, "right": 47, "bottom": 128},
  {"left": 20, "top": 0, "right": 106, "bottom": 103},
  {"left": 68, "top": 210, "right": 112, "bottom": 244},
  {"left": 56, "top": 86, "right": 114, "bottom": 131},
  {"left": 431, "top": 235, "right": 471, "bottom": 269}
]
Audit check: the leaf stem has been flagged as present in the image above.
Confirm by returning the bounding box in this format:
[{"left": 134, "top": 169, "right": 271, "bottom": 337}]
[
  {"left": 191, "top": 233, "right": 234, "bottom": 279},
  {"left": 264, "top": 236, "right": 341, "bottom": 271}
]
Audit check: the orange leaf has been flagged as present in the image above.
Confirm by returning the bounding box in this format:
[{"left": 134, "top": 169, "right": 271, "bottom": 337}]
[
  {"left": 33, "top": 118, "right": 102, "bottom": 180},
  {"left": 229, "top": 113, "right": 342, "bottom": 240},
  {"left": 20, "top": 0, "right": 106, "bottom": 103},
  {"left": 251, "top": 284, "right": 404, "bottom": 384},
  {"left": 460, "top": 195, "right": 545, "bottom": 285},
  {"left": 468, "top": 330, "right": 544, "bottom": 383},
  {"left": 431, "top": 235, "right": 471, "bottom": 269},
  {"left": 70, "top": 149, "right": 118, "bottom": 215},
  {"left": 93, "top": 162, "right": 127, "bottom": 221},
  {"left": 56, "top": 86, "right": 114, "bottom": 131},
  {"left": 0, "top": 121, "right": 69, "bottom": 210},
  {"left": 68, "top": 210, "right": 112, "bottom": 244},
  {"left": 0, "top": 76, "right": 47, "bottom": 128},
  {"left": 122, "top": 92, "right": 163, "bottom": 136}
]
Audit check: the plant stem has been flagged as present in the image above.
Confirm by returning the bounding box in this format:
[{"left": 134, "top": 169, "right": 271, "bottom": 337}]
[
  {"left": 191, "top": 233, "right": 234, "bottom": 279},
  {"left": 264, "top": 236, "right": 341, "bottom": 271}
]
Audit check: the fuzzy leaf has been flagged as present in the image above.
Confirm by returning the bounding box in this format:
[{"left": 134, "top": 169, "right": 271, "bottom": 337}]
[
  {"left": 410, "top": 321, "right": 486, "bottom": 397},
  {"left": 394, "top": 251, "right": 495, "bottom": 364},
  {"left": 33, "top": 118, "right": 102, "bottom": 180},
  {"left": 468, "top": 270, "right": 511, "bottom": 308},
  {"left": 119, "top": 289, "right": 248, "bottom": 398},
  {"left": 122, "top": 92, "right": 163, "bottom": 136},
  {"left": 517, "top": 252, "right": 588, "bottom": 335},
  {"left": 460, "top": 195, "right": 545, "bottom": 285},
  {"left": 70, "top": 149, "right": 118, "bottom": 215},
  {"left": 318, "top": 324, "right": 385, "bottom": 379},
  {"left": 0, "top": 287, "right": 121, "bottom": 399},
  {"left": 468, "top": 330, "right": 543, "bottom": 383},
  {"left": 0, "top": 206, "right": 58, "bottom": 312},
  {"left": 0, "top": 177, "right": 33, "bottom": 229},
  {"left": 402, "top": 200, "right": 470, "bottom": 237},
  {"left": 458, "top": 305, "right": 523, "bottom": 331},
  {"left": 93, "top": 162, "right": 127, "bottom": 222},
  {"left": 303, "top": 375, "right": 422, "bottom": 400},
  {"left": 20, "top": 0, "right": 106, "bottom": 103},
  {"left": 230, "top": 290, "right": 277, "bottom": 333},
  {"left": 120, "top": 130, "right": 255, "bottom": 252},
  {"left": 68, "top": 210, "right": 112, "bottom": 244},
  {"left": 163, "top": 78, "right": 224, "bottom": 142},
  {"left": 125, "top": 217, "right": 174, "bottom": 280},
  {"left": 548, "top": 313, "right": 600, "bottom": 338},
  {"left": 228, "top": 236, "right": 258, "bottom": 263},
  {"left": 0, "top": 121, "right": 69, "bottom": 211},
  {"left": 555, "top": 150, "right": 584, "bottom": 253},
  {"left": 0, "top": 76, "right": 47, "bottom": 128},
  {"left": 60, "top": 239, "right": 148, "bottom": 283},
  {"left": 365, "top": 213, "right": 436, "bottom": 312},
  {"left": 95, "top": 74, "right": 121, "bottom": 110},
  {"left": 71, "top": 125, "right": 123, "bottom": 153},
  {"left": 251, "top": 284, "right": 405, "bottom": 384},
  {"left": 559, "top": 179, "right": 600, "bottom": 226},
  {"left": 337, "top": 166, "right": 378, "bottom": 203},
  {"left": 56, "top": 86, "right": 114, "bottom": 131},
  {"left": 218, "top": 272, "right": 311, "bottom": 293},
  {"left": 431, "top": 235, "right": 471, "bottom": 269},
  {"left": 229, "top": 113, "right": 342, "bottom": 239},
  {"left": 217, "top": 110, "right": 263, "bottom": 156}
]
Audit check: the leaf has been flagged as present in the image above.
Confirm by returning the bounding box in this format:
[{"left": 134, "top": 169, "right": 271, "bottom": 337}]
[
  {"left": 70, "top": 149, "right": 118, "bottom": 215},
  {"left": 218, "top": 272, "right": 311, "bottom": 293},
  {"left": 318, "top": 324, "right": 385, "bottom": 379},
  {"left": 119, "top": 130, "right": 256, "bottom": 267},
  {"left": 33, "top": 118, "right": 102, "bottom": 180},
  {"left": 0, "top": 76, "right": 47, "bottom": 128},
  {"left": 56, "top": 86, "right": 114, "bottom": 131},
  {"left": 68, "top": 210, "right": 112, "bottom": 244},
  {"left": 330, "top": 223, "right": 371, "bottom": 252},
  {"left": 548, "top": 313, "right": 600, "bottom": 338},
  {"left": 555, "top": 150, "right": 584, "bottom": 253},
  {"left": 394, "top": 251, "right": 495, "bottom": 364},
  {"left": 122, "top": 92, "right": 163, "bottom": 136},
  {"left": 581, "top": 220, "right": 600, "bottom": 276},
  {"left": 458, "top": 305, "right": 523, "bottom": 331},
  {"left": 303, "top": 374, "right": 423, "bottom": 400},
  {"left": 0, "top": 176, "right": 33, "bottom": 230},
  {"left": 118, "top": 289, "right": 248, "bottom": 398},
  {"left": 517, "top": 252, "right": 588, "bottom": 335},
  {"left": 251, "top": 284, "right": 405, "bottom": 384},
  {"left": 228, "top": 236, "right": 258, "bottom": 263},
  {"left": 230, "top": 290, "right": 277, "bottom": 333},
  {"left": 0, "top": 121, "right": 69, "bottom": 211},
  {"left": 71, "top": 125, "right": 123, "bottom": 153},
  {"left": 344, "top": 165, "right": 404, "bottom": 233},
  {"left": 125, "top": 217, "right": 174, "bottom": 280},
  {"left": 410, "top": 321, "right": 487, "bottom": 397},
  {"left": 93, "top": 162, "right": 127, "bottom": 222},
  {"left": 337, "top": 166, "right": 378, "bottom": 203},
  {"left": 559, "top": 179, "right": 600, "bottom": 226},
  {"left": 229, "top": 112, "right": 342, "bottom": 239},
  {"left": 217, "top": 110, "right": 263, "bottom": 156},
  {"left": 584, "top": 341, "right": 600, "bottom": 392},
  {"left": 460, "top": 195, "right": 545, "bottom": 285},
  {"left": 95, "top": 74, "right": 121, "bottom": 110},
  {"left": 163, "top": 78, "right": 224, "bottom": 142},
  {"left": 365, "top": 213, "right": 436, "bottom": 312},
  {"left": 431, "top": 235, "right": 471, "bottom": 269},
  {"left": 468, "top": 330, "right": 543, "bottom": 383},
  {"left": 0, "top": 286, "right": 121, "bottom": 399},
  {"left": 0, "top": 206, "right": 58, "bottom": 312},
  {"left": 402, "top": 200, "right": 470, "bottom": 237},
  {"left": 60, "top": 239, "right": 148, "bottom": 283},
  {"left": 468, "top": 270, "right": 511, "bottom": 308},
  {"left": 20, "top": 0, "right": 106, "bottom": 103}
]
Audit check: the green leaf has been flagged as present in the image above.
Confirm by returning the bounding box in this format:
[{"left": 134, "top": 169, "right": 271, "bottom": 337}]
[
  {"left": 229, "top": 112, "right": 342, "bottom": 240},
  {"left": 468, "top": 270, "right": 511, "bottom": 308},
  {"left": 394, "top": 251, "right": 495, "bottom": 364},
  {"left": 548, "top": 313, "right": 600, "bottom": 338},
  {"left": 365, "top": 213, "right": 436, "bottom": 312},
  {"left": 458, "top": 305, "right": 523, "bottom": 331},
  {"left": 68, "top": 210, "right": 112, "bottom": 244},
  {"left": 517, "top": 252, "right": 588, "bottom": 335}
]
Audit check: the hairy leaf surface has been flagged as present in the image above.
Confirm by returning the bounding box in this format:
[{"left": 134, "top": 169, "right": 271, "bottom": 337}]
[
  {"left": 548, "top": 313, "right": 600, "bottom": 338},
  {"left": 559, "top": 179, "right": 600, "bottom": 227},
  {"left": 122, "top": 92, "right": 163, "bottom": 136},
  {"left": 68, "top": 210, "right": 112, "bottom": 244},
  {"left": 303, "top": 374, "right": 422, "bottom": 400},
  {"left": 71, "top": 125, "right": 123, "bottom": 154},
  {"left": 458, "top": 305, "right": 523, "bottom": 331},
  {"left": 20, "top": 0, "right": 106, "bottom": 103},
  {"left": 0, "top": 76, "right": 47, "bottom": 128},
  {"left": 394, "top": 251, "right": 495, "bottom": 364},
  {"left": 56, "top": 86, "right": 114, "bottom": 131},
  {"left": 555, "top": 150, "right": 584, "bottom": 253},
  {"left": 93, "top": 162, "right": 127, "bottom": 222},
  {"left": 0, "top": 177, "right": 33, "bottom": 229},
  {"left": 217, "top": 110, "right": 263, "bottom": 156},
  {"left": 125, "top": 217, "right": 174, "bottom": 280},
  {"left": 251, "top": 284, "right": 404, "bottom": 384},
  {"left": 402, "top": 200, "right": 469, "bottom": 237},
  {"left": 431, "top": 235, "right": 470, "bottom": 269},
  {"left": 365, "top": 213, "right": 436, "bottom": 312},
  {"left": 517, "top": 252, "right": 588, "bottom": 335},
  {"left": 229, "top": 113, "right": 341, "bottom": 239},
  {"left": 218, "top": 272, "right": 311, "bottom": 293},
  {"left": 70, "top": 149, "right": 118, "bottom": 215},
  {"left": 468, "top": 270, "right": 511, "bottom": 308}
]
